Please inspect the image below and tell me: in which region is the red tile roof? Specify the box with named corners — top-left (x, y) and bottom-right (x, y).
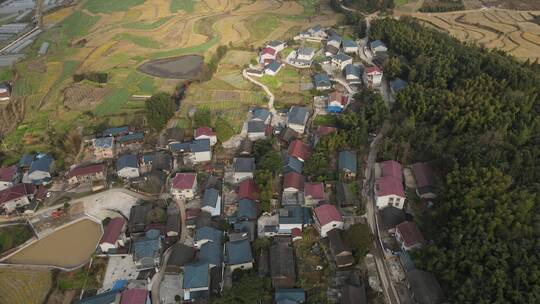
top-left (0, 166), bottom-right (17, 182)
top-left (314, 204), bottom-right (342, 226)
top-left (288, 140), bottom-right (311, 161)
top-left (121, 288), bottom-right (148, 304)
top-left (238, 178), bottom-right (259, 201)
top-left (396, 221), bottom-right (425, 248)
top-left (261, 47), bottom-right (277, 56)
top-left (411, 162), bottom-right (435, 189)
top-left (283, 172), bottom-right (304, 191)
top-left (186, 208), bottom-right (201, 219)
top-left (100, 217), bottom-right (125, 245)
top-left (172, 173), bottom-right (197, 190)
top-left (304, 182), bottom-right (324, 200)
top-left (381, 160), bottom-right (402, 181)
top-left (291, 228), bottom-right (302, 240)
top-left (365, 66), bottom-right (382, 74)
top-left (35, 186), bottom-right (47, 201)
top-left (195, 127), bottom-right (216, 138)
top-left (376, 176), bottom-right (404, 197)
top-left (315, 126), bottom-right (337, 138)
top-left (67, 164), bottom-right (106, 178)
top-left (0, 183), bottom-right (36, 206)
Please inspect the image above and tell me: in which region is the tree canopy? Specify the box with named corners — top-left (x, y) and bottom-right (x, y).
top-left (145, 92), bottom-right (175, 131)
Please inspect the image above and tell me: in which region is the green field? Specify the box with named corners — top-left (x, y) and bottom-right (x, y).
top-left (247, 15), bottom-right (280, 42)
top-left (123, 16), bottom-right (173, 30)
top-left (170, 0), bottom-right (195, 13)
top-left (84, 0), bottom-right (145, 14)
top-left (93, 88), bottom-right (131, 116)
top-left (114, 33), bottom-right (162, 49)
top-left (0, 225), bottom-right (33, 254)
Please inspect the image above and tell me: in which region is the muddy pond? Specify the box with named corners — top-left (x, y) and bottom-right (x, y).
top-left (6, 218), bottom-right (102, 269)
top-left (138, 54), bottom-right (204, 79)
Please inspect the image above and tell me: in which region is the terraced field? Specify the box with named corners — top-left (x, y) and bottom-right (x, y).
top-left (1, 0), bottom-right (340, 157)
top-left (410, 9), bottom-right (540, 61)
top-left (0, 267), bottom-right (52, 304)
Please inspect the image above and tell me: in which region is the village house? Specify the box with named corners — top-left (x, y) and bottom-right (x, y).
top-left (390, 78), bottom-right (408, 95)
top-left (19, 154), bottom-right (34, 171)
top-left (165, 243), bottom-right (196, 274)
top-left (246, 68), bottom-right (264, 78)
top-left (288, 139), bottom-right (311, 162)
top-left (283, 156), bottom-right (303, 175)
top-left (79, 290), bottom-right (121, 303)
top-left (171, 172), bottom-right (197, 200)
top-left (342, 39), bottom-right (358, 54)
top-left (247, 120), bottom-right (267, 141)
top-left (0, 166), bottom-right (19, 190)
top-left (338, 150), bottom-right (357, 178)
top-left (313, 73), bottom-right (332, 91)
top-left (120, 288), bottom-right (149, 304)
top-left (270, 237), bottom-right (296, 288)
top-left (233, 157), bottom-right (255, 183)
top-left (27, 154), bottom-right (54, 185)
top-left (283, 172), bottom-right (304, 193)
top-left (328, 91), bottom-right (348, 113)
top-left (313, 204), bottom-right (344, 237)
top-left (0, 183), bottom-right (36, 214)
top-left (295, 47), bottom-right (316, 62)
top-left (166, 213), bottom-right (180, 238)
top-left (278, 206), bottom-right (310, 233)
top-left (116, 154), bottom-right (139, 179)
top-left (332, 53), bottom-right (353, 70)
top-left (194, 127), bottom-right (218, 146)
top-left (152, 151), bottom-right (173, 173)
top-left (260, 47), bottom-right (278, 64)
top-left (345, 64), bottom-right (362, 85)
top-left (202, 188), bottom-right (221, 217)
top-left (280, 127), bottom-right (298, 144)
top-left (183, 261), bottom-right (211, 301)
top-left (266, 40), bottom-right (287, 52)
top-left (380, 205), bottom-right (406, 233)
top-left (128, 204), bottom-right (152, 233)
top-left (327, 35), bottom-right (342, 49)
top-left (327, 228), bottom-right (354, 268)
top-left (252, 107), bottom-right (272, 124)
top-left (275, 289), bottom-right (306, 303)
top-left (66, 163), bottom-right (106, 185)
top-left (370, 40), bottom-right (388, 53)
top-left (304, 182), bottom-right (325, 206)
top-left (93, 136), bottom-right (115, 159)
top-left (287, 106), bottom-right (309, 134)
top-left (116, 132), bottom-right (144, 153)
top-left (99, 217), bottom-right (126, 253)
top-left (195, 226), bottom-right (223, 248)
top-left (411, 162), bottom-right (437, 199)
top-left (161, 127), bottom-right (184, 147)
top-left (237, 178), bottom-right (259, 201)
top-left (186, 139), bottom-right (212, 163)
top-left (298, 24), bottom-right (327, 41)
top-left (395, 221), bottom-right (425, 251)
top-left (265, 60), bottom-right (283, 76)
top-left (376, 160), bottom-right (405, 209)
top-left (236, 198), bottom-right (257, 221)
top-left (238, 138), bottom-right (253, 157)
top-left (337, 182), bottom-right (358, 207)
top-left (103, 126), bottom-right (129, 137)
top-left (225, 238), bottom-right (253, 271)
top-left (132, 229), bottom-right (162, 269)
top-left (0, 82), bottom-right (11, 101)
top-left (363, 66), bottom-right (383, 87)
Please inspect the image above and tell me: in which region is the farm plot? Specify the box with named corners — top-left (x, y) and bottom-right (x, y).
top-left (0, 267), bottom-right (52, 304)
top-left (412, 9), bottom-right (540, 61)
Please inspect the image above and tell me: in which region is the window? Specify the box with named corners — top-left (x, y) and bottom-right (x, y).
top-left (396, 198), bottom-right (401, 202)
top-left (389, 197), bottom-right (394, 203)
top-left (333, 224), bottom-right (337, 227)
top-left (388, 202), bottom-right (393, 206)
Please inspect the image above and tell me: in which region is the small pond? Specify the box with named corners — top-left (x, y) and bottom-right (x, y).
top-left (138, 54), bottom-right (204, 79)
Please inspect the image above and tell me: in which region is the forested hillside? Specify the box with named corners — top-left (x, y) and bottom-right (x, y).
top-left (371, 18), bottom-right (540, 303)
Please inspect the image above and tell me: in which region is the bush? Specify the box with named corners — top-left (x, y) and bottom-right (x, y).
top-left (145, 92), bottom-right (175, 131)
top-left (73, 72), bottom-right (108, 83)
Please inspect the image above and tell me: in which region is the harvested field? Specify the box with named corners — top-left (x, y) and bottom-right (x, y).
top-left (138, 54), bottom-right (204, 79)
top-left (0, 267), bottom-right (52, 304)
top-left (63, 84), bottom-right (110, 110)
top-left (410, 9), bottom-right (540, 61)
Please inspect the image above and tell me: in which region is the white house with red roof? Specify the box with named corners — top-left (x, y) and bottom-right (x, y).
top-left (287, 140), bottom-right (311, 162)
top-left (0, 183), bottom-right (36, 214)
top-left (100, 217), bottom-right (126, 253)
top-left (375, 160), bottom-right (405, 209)
top-left (238, 178), bottom-right (259, 201)
top-left (363, 66), bottom-right (383, 87)
top-left (259, 47), bottom-right (277, 64)
top-left (194, 127), bottom-right (217, 146)
top-left (327, 91), bottom-right (348, 113)
top-left (395, 221), bottom-right (425, 251)
top-left (66, 163), bottom-right (107, 185)
top-left (0, 166), bottom-right (19, 190)
top-left (304, 182), bottom-right (325, 206)
top-left (171, 173), bottom-right (198, 200)
top-left (313, 204), bottom-right (344, 237)
top-left (283, 172), bottom-right (304, 193)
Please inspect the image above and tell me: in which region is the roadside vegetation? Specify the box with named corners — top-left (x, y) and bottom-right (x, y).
top-left (371, 17), bottom-right (540, 303)
top-left (0, 225), bottom-right (33, 254)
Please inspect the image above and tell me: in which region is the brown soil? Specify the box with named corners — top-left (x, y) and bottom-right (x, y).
top-left (63, 84), bottom-right (110, 110)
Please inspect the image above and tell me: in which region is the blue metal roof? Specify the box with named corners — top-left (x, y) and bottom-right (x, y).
top-left (327, 105), bottom-right (344, 113)
top-left (287, 106), bottom-right (309, 125)
top-left (19, 154), bottom-right (34, 167)
top-left (279, 206), bottom-right (310, 225)
top-left (94, 137), bottom-right (114, 149)
top-left (79, 290), bottom-right (121, 304)
top-left (199, 241), bottom-right (222, 266)
top-left (133, 229), bottom-right (160, 261)
top-left (117, 132), bottom-right (144, 143)
top-left (390, 78), bottom-right (408, 93)
top-left (195, 226), bottom-right (222, 244)
top-left (234, 157), bottom-right (255, 172)
top-left (226, 238), bottom-right (252, 265)
top-left (283, 156), bottom-right (303, 174)
top-left (191, 139), bottom-right (211, 152)
top-left (338, 150), bottom-right (357, 174)
top-left (142, 154), bottom-right (154, 163)
top-left (103, 126), bottom-right (129, 137)
top-left (371, 40), bottom-right (385, 49)
top-left (313, 73), bottom-right (331, 88)
top-left (345, 64), bottom-right (362, 77)
top-left (335, 52), bottom-right (352, 62)
top-left (328, 35), bottom-right (342, 43)
top-left (237, 199), bottom-right (257, 219)
top-left (248, 120), bottom-right (266, 133)
top-left (266, 60), bottom-right (282, 73)
top-left (342, 39), bottom-right (357, 48)
top-left (111, 279), bottom-right (128, 291)
top-left (183, 262), bottom-right (210, 289)
top-left (252, 108), bottom-right (270, 121)
top-left (29, 154), bottom-right (53, 174)
top-left (203, 188), bottom-right (220, 208)
top-left (169, 142), bottom-right (191, 152)
top-left (117, 154), bottom-right (138, 171)
top-left (275, 289), bottom-right (306, 303)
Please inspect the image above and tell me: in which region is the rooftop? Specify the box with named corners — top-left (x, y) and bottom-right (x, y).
top-left (238, 178), bottom-right (259, 201)
top-left (314, 204), bottom-right (342, 226)
top-left (287, 106), bottom-right (309, 126)
top-left (183, 262), bottom-right (210, 289)
top-left (67, 164), bottom-right (106, 178)
top-left (234, 157), bottom-right (255, 173)
top-left (396, 221), bottom-right (425, 248)
top-left (288, 140), bottom-right (311, 161)
top-left (0, 183), bottom-right (35, 206)
top-left (202, 188), bottom-right (220, 208)
top-left (226, 238), bottom-right (253, 265)
top-left (339, 150), bottom-right (357, 174)
top-left (100, 217), bottom-right (125, 245)
top-left (0, 166), bottom-right (17, 182)
top-left (195, 126), bottom-right (216, 138)
top-left (171, 172), bottom-right (197, 190)
top-left (304, 182), bottom-right (324, 200)
top-left (411, 162), bottom-right (436, 189)
top-left (283, 172), bottom-right (304, 191)
top-left (116, 154), bottom-right (138, 171)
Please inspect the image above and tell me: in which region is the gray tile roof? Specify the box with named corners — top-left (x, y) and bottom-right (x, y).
top-left (237, 199), bottom-right (257, 219)
top-left (103, 126), bottom-right (129, 137)
top-left (248, 120), bottom-right (266, 133)
top-left (94, 137), bottom-right (114, 149)
top-left (287, 106), bottom-right (309, 126)
top-left (132, 229), bottom-right (161, 265)
top-left (226, 238), bottom-right (253, 265)
top-left (342, 39), bottom-right (357, 48)
top-left (370, 40), bottom-right (386, 49)
top-left (29, 154), bottom-right (53, 174)
top-left (278, 206), bottom-right (311, 225)
top-left (334, 52), bottom-right (352, 62)
top-left (252, 108), bottom-right (271, 121)
top-left (345, 64), bottom-right (362, 77)
top-left (313, 73), bottom-right (331, 88)
top-left (297, 47), bottom-right (315, 57)
top-left (234, 158), bottom-right (255, 173)
top-left (199, 241), bottom-right (222, 266)
top-left (390, 78), bottom-right (408, 93)
top-left (191, 139), bottom-right (211, 152)
top-left (202, 188), bottom-right (220, 208)
top-left (117, 154), bottom-right (138, 171)
top-left (117, 132), bottom-right (144, 143)
top-left (195, 226), bottom-right (222, 244)
top-left (266, 60), bottom-right (282, 72)
top-left (338, 150), bottom-right (357, 174)
top-left (283, 156), bottom-right (303, 174)
top-left (183, 262), bottom-right (210, 289)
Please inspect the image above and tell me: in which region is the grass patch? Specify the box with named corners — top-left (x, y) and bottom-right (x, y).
top-left (215, 116), bottom-right (238, 141)
top-left (313, 114), bottom-right (340, 127)
top-left (114, 33), bottom-right (161, 49)
top-left (84, 0), bottom-right (145, 14)
top-left (123, 16), bottom-right (173, 30)
top-left (259, 75), bottom-right (282, 90)
top-left (0, 68), bottom-right (13, 81)
top-left (62, 11), bottom-right (101, 42)
top-left (394, 0), bottom-right (412, 5)
top-left (94, 88), bottom-right (131, 116)
top-left (148, 35), bottom-right (220, 59)
top-left (0, 225), bottom-right (33, 254)
top-left (247, 15), bottom-right (280, 42)
top-left (170, 0), bottom-right (195, 13)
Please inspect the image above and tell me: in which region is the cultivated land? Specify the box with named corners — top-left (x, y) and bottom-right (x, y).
top-left (0, 0), bottom-right (339, 160)
top-left (0, 267), bottom-right (52, 304)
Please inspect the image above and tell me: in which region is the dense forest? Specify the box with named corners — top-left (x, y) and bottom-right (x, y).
top-left (370, 18), bottom-right (540, 303)
top-left (342, 0), bottom-right (394, 13)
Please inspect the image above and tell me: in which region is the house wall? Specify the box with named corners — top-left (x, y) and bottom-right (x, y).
top-left (118, 167), bottom-right (140, 179)
top-left (363, 72), bottom-right (383, 87)
top-left (172, 188), bottom-right (195, 200)
top-left (319, 221), bottom-right (344, 237)
top-left (99, 241), bottom-right (118, 253)
top-left (196, 135), bottom-right (217, 146)
top-left (193, 151), bottom-right (212, 163)
top-left (234, 172), bottom-right (253, 183)
top-left (283, 187), bottom-right (300, 193)
top-left (28, 170), bottom-right (51, 182)
top-left (2, 196), bottom-right (31, 213)
top-left (344, 46), bottom-right (358, 53)
top-left (278, 223), bottom-right (303, 234)
top-left (69, 171), bottom-right (106, 185)
top-left (396, 230), bottom-right (422, 251)
top-left (288, 123), bottom-right (306, 134)
top-left (229, 261), bottom-right (253, 272)
top-left (376, 194), bottom-right (405, 209)
top-left (0, 181), bottom-right (14, 190)
top-left (248, 132), bottom-right (266, 141)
